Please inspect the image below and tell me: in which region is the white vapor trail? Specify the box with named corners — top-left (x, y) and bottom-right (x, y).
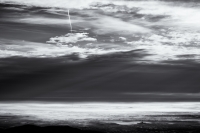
top-left (68, 9), bottom-right (73, 32)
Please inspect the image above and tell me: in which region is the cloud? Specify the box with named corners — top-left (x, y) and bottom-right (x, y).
top-left (119, 37), bottom-right (127, 41)
top-left (0, 39), bottom-right (124, 58)
top-left (123, 93), bottom-right (200, 99)
top-left (91, 16), bottom-right (150, 35)
top-left (0, 0), bottom-right (109, 9)
top-left (126, 31), bottom-right (200, 62)
top-left (1, 0), bottom-right (200, 63)
top-left (17, 17), bottom-right (83, 25)
top-left (47, 33), bottom-right (97, 44)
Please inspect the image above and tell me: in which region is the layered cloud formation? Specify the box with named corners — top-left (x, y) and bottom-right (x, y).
top-left (0, 0), bottom-right (200, 63)
top-left (0, 39), bottom-right (123, 58)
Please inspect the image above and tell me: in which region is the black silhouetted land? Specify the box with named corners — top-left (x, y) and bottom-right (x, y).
top-left (0, 125), bottom-right (103, 133)
top-left (1, 123), bottom-right (200, 133)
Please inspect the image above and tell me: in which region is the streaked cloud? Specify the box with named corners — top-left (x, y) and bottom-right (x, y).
top-left (124, 93), bottom-right (200, 98)
top-left (0, 39), bottom-right (125, 58)
top-left (91, 16), bottom-right (150, 34)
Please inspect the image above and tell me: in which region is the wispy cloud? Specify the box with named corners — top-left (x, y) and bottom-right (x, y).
top-left (15, 17), bottom-right (83, 25)
top-left (123, 93), bottom-right (200, 98)
top-left (47, 33), bottom-right (97, 44)
top-left (91, 16), bottom-right (151, 35)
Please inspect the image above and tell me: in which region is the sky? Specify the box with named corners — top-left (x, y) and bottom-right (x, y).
top-left (0, 0), bottom-right (200, 102)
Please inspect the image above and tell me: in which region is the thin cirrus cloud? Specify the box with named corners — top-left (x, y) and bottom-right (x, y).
top-left (16, 17), bottom-right (84, 25)
top-left (122, 93), bottom-right (200, 101)
top-left (19, 16), bottom-right (151, 35)
top-left (124, 92), bottom-right (200, 97)
top-left (90, 16), bottom-right (151, 35)
top-left (0, 0), bottom-right (112, 9)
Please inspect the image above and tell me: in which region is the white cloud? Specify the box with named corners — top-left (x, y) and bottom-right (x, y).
top-left (4, 7), bottom-right (24, 11)
top-left (17, 17), bottom-right (83, 25)
top-left (0, 39), bottom-right (125, 59)
top-left (47, 33), bottom-right (97, 44)
top-left (119, 37), bottom-right (127, 41)
top-left (0, 0), bottom-right (110, 9)
top-left (126, 31), bottom-right (200, 62)
top-left (91, 16), bottom-right (150, 35)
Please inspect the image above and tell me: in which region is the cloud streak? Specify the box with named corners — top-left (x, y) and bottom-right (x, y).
top-left (0, 39), bottom-right (125, 58)
top-left (91, 16), bottom-right (150, 34)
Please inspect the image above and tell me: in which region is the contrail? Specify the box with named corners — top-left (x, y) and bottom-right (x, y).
top-left (68, 9), bottom-right (73, 33)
